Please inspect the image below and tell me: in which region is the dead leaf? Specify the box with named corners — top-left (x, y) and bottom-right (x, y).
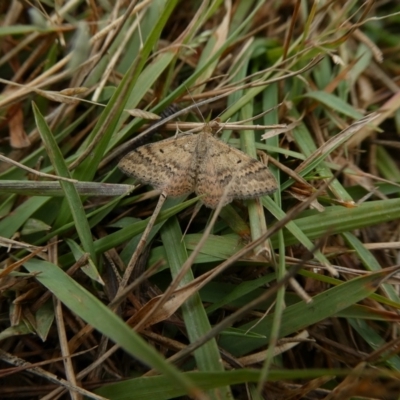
top-left (8, 106), bottom-right (30, 148)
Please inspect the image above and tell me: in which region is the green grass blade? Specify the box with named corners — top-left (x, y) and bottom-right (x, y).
top-left (32, 103), bottom-right (96, 262)
top-left (219, 268), bottom-right (396, 356)
top-left (161, 217), bottom-right (232, 399)
top-left (23, 258), bottom-right (202, 398)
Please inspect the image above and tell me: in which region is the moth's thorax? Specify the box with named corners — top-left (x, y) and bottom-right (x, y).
top-left (195, 130), bottom-right (210, 160)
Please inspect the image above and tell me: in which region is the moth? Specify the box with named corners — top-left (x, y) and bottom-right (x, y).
top-left (118, 124), bottom-right (277, 208)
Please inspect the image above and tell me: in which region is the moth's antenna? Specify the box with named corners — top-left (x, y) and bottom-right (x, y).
top-left (184, 86), bottom-right (231, 139)
top-left (185, 85), bottom-right (207, 124)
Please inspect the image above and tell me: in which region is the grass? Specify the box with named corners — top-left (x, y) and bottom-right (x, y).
top-left (1, 1), bottom-right (400, 399)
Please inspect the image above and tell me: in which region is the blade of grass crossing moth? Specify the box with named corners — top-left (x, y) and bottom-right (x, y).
top-left (160, 216), bottom-right (233, 400)
top-left (32, 103), bottom-right (96, 262)
top-left (22, 258), bottom-right (204, 399)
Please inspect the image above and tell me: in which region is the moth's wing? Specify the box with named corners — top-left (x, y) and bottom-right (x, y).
top-left (196, 136), bottom-right (277, 208)
top-left (118, 135), bottom-right (198, 197)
